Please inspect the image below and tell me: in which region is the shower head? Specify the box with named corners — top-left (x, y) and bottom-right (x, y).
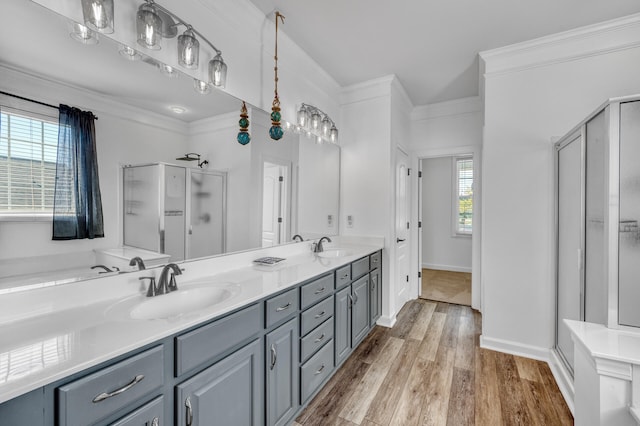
top-left (176, 153), bottom-right (208, 168)
top-left (176, 153), bottom-right (201, 161)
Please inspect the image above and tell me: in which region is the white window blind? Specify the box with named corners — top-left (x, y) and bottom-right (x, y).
top-left (456, 157), bottom-right (473, 234)
top-left (0, 107), bottom-right (59, 214)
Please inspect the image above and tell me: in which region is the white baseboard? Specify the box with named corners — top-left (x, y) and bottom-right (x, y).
top-left (377, 314), bottom-right (396, 328)
top-left (549, 349), bottom-right (575, 415)
top-left (479, 335), bottom-right (550, 361)
top-left (422, 263), bottom-right (472, 273)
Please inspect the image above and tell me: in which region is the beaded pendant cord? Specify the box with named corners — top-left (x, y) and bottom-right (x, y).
top-left (237, 101), bottom-right (250, 145)
top-left (269, 11), bottom-right (285, 141)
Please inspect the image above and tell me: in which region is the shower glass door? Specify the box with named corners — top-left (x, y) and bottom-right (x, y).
top-left (186, 170), bottom-right (226, 259)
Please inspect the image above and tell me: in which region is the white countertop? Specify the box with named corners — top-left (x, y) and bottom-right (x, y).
top-left (565, 319), bottom-right (640, 365)
top-left (0, 237), bottom-right (383, 404)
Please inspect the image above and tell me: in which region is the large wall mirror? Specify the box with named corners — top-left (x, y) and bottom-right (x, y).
top-left (0, 0), bottom-right (340, 290)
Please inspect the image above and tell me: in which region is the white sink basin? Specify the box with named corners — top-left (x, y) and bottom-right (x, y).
top-left (107, 283), bottom-right (238, 320)
top-left (317, 249), bottom-right (352, 258)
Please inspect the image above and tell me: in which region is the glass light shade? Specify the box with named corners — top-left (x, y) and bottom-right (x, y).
top-left (330, 125), bottom-right (338, 143)
top-left (297, 107), bottom-right (309, 128)
top-left (69, 22), bottom-right (99, 45)
top-left (119, 45), bottom-right (140, 61)
top-left (321, 116), bottom-right (331, 136)
top-left (178, 28), bottom-right (199, 69)
top-left (310, 111), bottom-right (321, 130)
top-left (81, 0), bottom-right (114, 34)
top-left (158, 63), bottom-right (178, 78)
top-left (209, 54), bottom-right (227, 88)
top-left (316, 135), bottom-right (323, 144)
top-left (193, 79), bottom-right (211, 95)
top-left (137, 3), bottom-right (162, 50)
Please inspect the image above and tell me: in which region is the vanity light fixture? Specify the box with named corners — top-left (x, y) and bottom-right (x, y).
top-left (296, 103), bottom-right (339, 144)
top-left (69, 22), bottom-right (99, 45)
top-left (81, 0), bottom-right (114, 34)
top-left (118, 45), bottom-right (141, 61)
top-left (158, 63), bottom-right (179, 78)
top-left (193, 79), bottom-right (211, 95)
top-left (134, 0), bottom-right (227, 88)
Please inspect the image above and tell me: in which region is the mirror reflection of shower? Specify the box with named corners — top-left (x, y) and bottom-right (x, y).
top-left (176, 152), bottom-right (209, 168)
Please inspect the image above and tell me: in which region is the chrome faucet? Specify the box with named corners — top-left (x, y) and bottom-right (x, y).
top-left (313, 236), bottom-right (332, 253)
top-left (157, 263), bottom-right (182, 295)
top-left (91, 265), bottom-right (119, 273)
top-left (292, 234), bottom-right (304, 242)
top-left (129, 256), bottom-right (146, 270)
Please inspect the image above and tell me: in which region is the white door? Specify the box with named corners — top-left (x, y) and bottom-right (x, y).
top-left (395, 148), bottom-right (411, 309)
top-left (262, 162), bottom-right (281, 247)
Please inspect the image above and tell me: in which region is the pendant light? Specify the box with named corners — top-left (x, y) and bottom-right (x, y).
top-left (178, 26), bottom-right (199, 69)
top-left (296, 103), bottom-right (339, 144)
top-left (209, 53), bottom-right (227, 88)
top-left (69, 22), bottom-right (99, 45)
top-left (81, 0), bottom-right (114, 34)
top-left (269, 12), bottom-right (286, 141)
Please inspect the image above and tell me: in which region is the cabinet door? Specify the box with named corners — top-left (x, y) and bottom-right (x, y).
top-left (369, 271), bottom-right (379, 326)
top-left (175, 339), bottom-right (263, 426)
top-left (334, 286), bottom-right (352, 366)
top-left (110, 395), bottom-right (163, 426)
top-left (351, 276), bottom-right (370, 347)
top-left (266, 318), bottom-right (299, 426)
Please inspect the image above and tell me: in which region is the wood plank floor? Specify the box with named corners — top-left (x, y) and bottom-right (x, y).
top-left (295, 299), bottom-right (573, 426)
top-left (421, 269), bottom-right (472, 306)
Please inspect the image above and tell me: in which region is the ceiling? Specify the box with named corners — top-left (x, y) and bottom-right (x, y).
top-left (248, 0), bottom-right (640, 106)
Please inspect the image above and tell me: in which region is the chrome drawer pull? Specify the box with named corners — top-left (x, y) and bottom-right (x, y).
top-left (314, 311), bottom-right (326, 319)
top-left (314, 333), bottom-right (326, 343)
top-left (276, 302), bottom-right (291, 312)
top-left (342, 274), bottom-right (349, 279)
top-left (314, 287), bottom-right (326, 294)
top-left (314, 364), bottom-right (325, 375)
top-left (348, 294), bottom-right (354, 308)
top-left (353, 293), bottom-right (358, 305)
top-left (92, 374), bottom-right (145, 403)
top-left (185, 397), bottom-right (193, 426)
top-left (270, 344), bottom-right (277, 370)
top-left (151, 417), bottom-right (159, 426)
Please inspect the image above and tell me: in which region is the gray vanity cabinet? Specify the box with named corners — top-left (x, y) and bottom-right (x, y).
top-left (351, 275), bottom-right (370, 346)
top-left (175, 339), bottom-right (263, 426)
top-left (266, 318), bottom-right (299, 426)
top-left (110, 395), bottom-right (163, 426)
top-left (334, 285), bottom-right (353, 366)
top-left (369, 269), bottom-right (381, 326)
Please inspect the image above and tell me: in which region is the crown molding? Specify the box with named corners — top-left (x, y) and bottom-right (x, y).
top-left (480, 13), bottom-right (640, 76)
top-left (0, 64), bottom-right (188, 135)
top-left (340, 75), bottom-right (396, 106)
top-left (390, 76), bottom-right (413, 112)
top-left (189, 110), bottom-right (238, 136)
top-left (411, 96), bottom-right (481, 121)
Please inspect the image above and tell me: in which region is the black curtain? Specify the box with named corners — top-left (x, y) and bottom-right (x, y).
top-left (52, 104), bottom-right (104, 240)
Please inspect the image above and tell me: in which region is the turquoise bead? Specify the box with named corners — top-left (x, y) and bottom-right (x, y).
top-left (269, 125), bottom-right (283, 140)
top-left (270, 111), bottom-right (281, 122)
top-left (239, 117), bottom-right (249, 128)
top-left (237, 131), bottom-right (250, 145)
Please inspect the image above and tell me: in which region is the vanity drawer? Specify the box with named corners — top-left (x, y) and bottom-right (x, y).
top-left (301, 296), bottom-right (334, 336)
top-left (176, 303), bottom-right (262, 376)
top-left (110, 395), bottom-right (164, 426)
top-left (266, 287), bottom-right (299, 328)
top-left (300, 339), bottom-right (334, 403)
top-left (300, 317), bottom-right (334, 363)
top-left (352, 257), bottom-right (370, 279)
top-left (57, 346), bottom-right (164, 426)
top-left (335, 265), bottom-right (351, 289)
top-left (370, 251), bottom-right (381, 270)
top-left (301, 274), bottom-right (333, 309)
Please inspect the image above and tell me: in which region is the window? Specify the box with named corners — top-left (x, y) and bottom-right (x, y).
top-left (0, 107), bottom-right (59, 216)
top-left (454, 157), bottom-right (473, 235)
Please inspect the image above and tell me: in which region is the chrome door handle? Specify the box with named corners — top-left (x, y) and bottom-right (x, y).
top-left (348, 294), bottom-right (354, 308)
top-left (92, 375), bottom-right (144, 403)
top-left (353, 293), bottom-right (358, 305)
top-left (151, 417), bottom-right (159, 426)
top-left (276, 302), bottom-right (291, 312)
top-left (314, 287), bottom-right (326, 294)
top-left (270, 343), bottom-right (277, 370)
top-left (185, 397), bottom-right (193, 426)
top-left (314, 311), bottom-right (326, 319)
top-left (314, 364), bottom-right (325, 375)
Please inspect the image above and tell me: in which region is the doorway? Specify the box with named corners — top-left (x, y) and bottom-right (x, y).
top-left (419, 155), bottom-right (473, 306)
top-left (262, 161), bottom-right (289, 247)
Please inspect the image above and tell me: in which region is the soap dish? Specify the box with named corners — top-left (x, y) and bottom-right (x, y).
top-left (253, 257), bottom-right (286, 266)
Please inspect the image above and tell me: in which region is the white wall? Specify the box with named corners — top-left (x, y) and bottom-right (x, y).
top-left (0, 66), bottom-right (187, 272)
top-left (421, 157), bottom-right (472, 272)
top-left (479, 14), bottom-right (640, 358)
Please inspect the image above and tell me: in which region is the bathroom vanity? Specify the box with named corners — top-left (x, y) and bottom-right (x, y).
top-left (0, 239), bottom-right (383, 426)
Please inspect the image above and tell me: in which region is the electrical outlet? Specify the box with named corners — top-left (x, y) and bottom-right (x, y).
top-left (328, 214), bottom-right (333, 227)
top-left (347, 215), bottom-right (353, 228)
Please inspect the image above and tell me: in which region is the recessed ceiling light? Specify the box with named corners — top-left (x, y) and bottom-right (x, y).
top-left (170, 106), bottom-right (186, 114)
